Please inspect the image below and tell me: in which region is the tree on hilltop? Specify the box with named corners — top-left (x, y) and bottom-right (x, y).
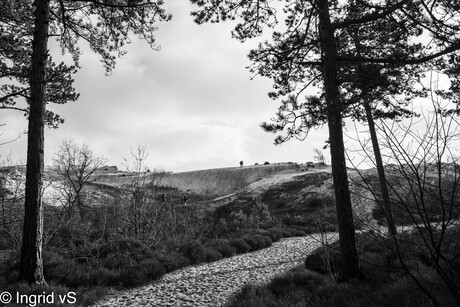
top-left (191, 0), bottom-right (460, 281)
top-left (17, 0), bottom-right (171, 284)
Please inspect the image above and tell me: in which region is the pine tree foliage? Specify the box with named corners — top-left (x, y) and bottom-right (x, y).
top-left (0, 0), bottom-right (78, 128)
top-left (50, 0), bottom-right (171, 73)
top-left (192, 0), bottom-right (460, 140)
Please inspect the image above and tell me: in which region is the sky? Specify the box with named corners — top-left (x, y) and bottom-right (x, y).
top-left (0, 2), bottom-right (332, 172)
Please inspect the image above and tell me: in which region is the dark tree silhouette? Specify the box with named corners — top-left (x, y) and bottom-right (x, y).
top-left (19, 0), bottom-right (171, 284)
top-left (191, 0), bottom-right (460, 281)
top-left (0, 0), bottom-right (78, 128)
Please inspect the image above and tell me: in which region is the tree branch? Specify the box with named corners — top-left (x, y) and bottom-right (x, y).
top-left (338, 43), bottom-right (460, 65)
top-left (333, 0), bottom-right (410, 29)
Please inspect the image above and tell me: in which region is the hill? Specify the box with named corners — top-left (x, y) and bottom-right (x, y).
top-left (91, 162), bottom-right (329, 198)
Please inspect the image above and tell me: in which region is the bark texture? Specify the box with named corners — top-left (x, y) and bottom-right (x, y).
top-left (363, 99), bottom-right (396, 236)
top-left (19, 0), bottom-right (50, 284)
top-left (318, 0), bottom-right (361, 281)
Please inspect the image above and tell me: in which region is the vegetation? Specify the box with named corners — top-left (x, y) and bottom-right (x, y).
top-left (1, 0), bottom-right (460, 305)
top-left (0, 144), bottom-right (318, 305)
top-left (1, 126), bottom-right (459, 306)
top-left (191, 0), bottom-right (460, 281)
top-left (224, 96), bottom-right (460, 307)
top-left (1, 0), bottom-right (171, 285)
top-left (225, 229), bottom-right (459, 307)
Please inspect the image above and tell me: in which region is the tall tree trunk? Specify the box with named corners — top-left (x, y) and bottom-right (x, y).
top-left (318, 0), bottom-right (361, 281)
top-left (363, 99), bottom-right (397, 236)
top-left (19, 0), bottom-right (50, 284)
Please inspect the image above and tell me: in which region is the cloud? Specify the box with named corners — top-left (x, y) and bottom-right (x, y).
top-left (0, 1), bottom-right (330, 172)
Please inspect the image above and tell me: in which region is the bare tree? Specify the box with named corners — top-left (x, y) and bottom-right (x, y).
top-left (52, 138), bottom-right (106, 220)
top-left (122, 145), bottom-right (167, 241)
top-left (313, 148), bottom-right (326, 164)
top-left (352, 87), bottom-right (460, 306)
top-left (0, 154), bottom-right (25, 250)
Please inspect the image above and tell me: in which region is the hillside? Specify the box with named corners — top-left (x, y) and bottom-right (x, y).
top-left (1, 162), bottom-right (330, 204)
top-left (91, 162), bottom-right (327, 198)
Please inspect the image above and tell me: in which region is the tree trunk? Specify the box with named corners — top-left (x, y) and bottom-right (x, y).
top-left (318, 0), bottom-right (361, 281)
top-left (363, 99), bottom-right (397, 236)
top-left (19, 0), bottom-right (50, 285)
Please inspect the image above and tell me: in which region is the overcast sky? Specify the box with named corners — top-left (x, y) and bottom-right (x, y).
top-left (0, 2), bottom-right (332, 172)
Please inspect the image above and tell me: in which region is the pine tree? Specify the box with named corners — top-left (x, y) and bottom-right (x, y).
top-left (18, 0), bottom-right (171, 284)
top-left (191, 0), bottom-right (460, 281)
top-left (0, 0), bottom-right (78, 128)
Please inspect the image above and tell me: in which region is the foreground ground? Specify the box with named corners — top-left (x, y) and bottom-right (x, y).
top-left (92, 234), bottom-right (336, 306)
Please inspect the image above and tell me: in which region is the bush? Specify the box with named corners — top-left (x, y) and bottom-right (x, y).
top-left (179, 240), bottom-right (222, 264)
top-left (53, 262), bottom-right (101, 287)
top-left (156, 251), bottom-right (191, 272)
top-left (228, 238), bottom-right (251, 254)
top-left (42, 240), bottom-right (165, 288)
top-left (117, 260), bottom-right (166, 287)
top-left (304, 246), bottom-right (341, 275)
top-left (250, 229), bottom-right (271, 237)
top-left (118, 265), bottom-right (146, 287)
top-left (140, 258), bottom-right (166, 280)
top-left (268, 228), bottom-right (284, 242)
top-left (243, 235), bottom-right (272, 251)
top-left (101, 238), bottom-right (155, 260)
top-left (307, 197), bottom-right (323, 208)
top-left (268, 269), bottom-right (324, 296)
top-left (0, 251), bottom-right (19, 286)
top-left (260, 235), bottom-right (273, 248)
top-left (282, 227), bottom-right (307, 238)
top-left (205, 239), bottom-right (236, 258)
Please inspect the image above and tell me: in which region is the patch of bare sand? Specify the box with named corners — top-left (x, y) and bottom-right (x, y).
top-left (247, 166), bottom-right (333, 194)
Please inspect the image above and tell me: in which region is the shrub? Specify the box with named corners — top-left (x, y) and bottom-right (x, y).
top-left (243, 235), bottom-right (272, 251)
top-left (307, 197), bottom-right (323, 208)
top-left (229, 198), bottom-right (276, 231)
top-left (107, 238), bottom-right (155, 260)
top-left (282, 227), bottom-right (307, 238)
top-left (92, 267), bottom-right (119, 286)
top-left (268, 269), bottom-right (324, 296)
top-left (291, 228), bottom-right (307, 237)
top-left (156, 251), bottom-right (191, 272)
top-left (205, 239), bottom-right (236, 258)
top-left (43, 248), bottom-right (65, 269)
top-left (101, 254), bottom-right (132, 270)
top-left (0, 250), bottom-right (19, 285)
top-left (179, 240), bottom-right (222, 264)
top-left (53, 262), bottom-right (97, 287)
top-left (260, 235), bottom-right (273, 248)
top-left (214, 218), bottom-right (229, 237)
top-left (140, 258), bottom-right (166, 280)
top-left (42, 241), bottom-right (165, 288)
top-left (228, 238), bottom-right (251, 254)
top-left (43, 249), bottom-right (82, 284)
top-left (304, 246), bottom-right (340, 275)
top-left (268, 228), bottom-right (283, 241)
top-left (118, 264), bottom-right (146, 287)
top-left (249, 229), bottom-right (271, 237)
